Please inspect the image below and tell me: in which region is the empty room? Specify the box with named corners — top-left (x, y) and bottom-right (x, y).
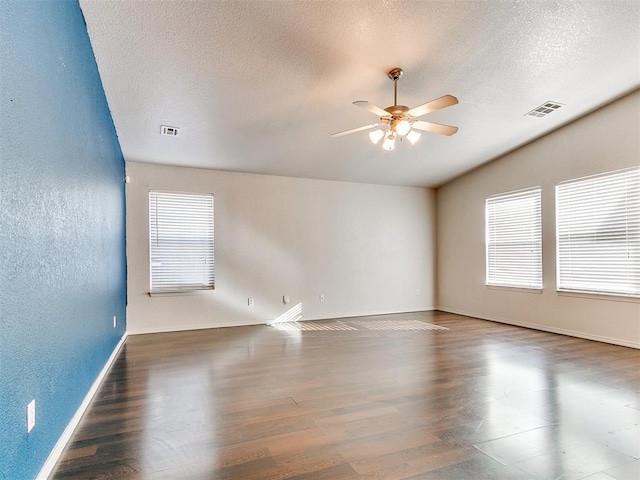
top-left (1, 1), bottom-right (639, 479)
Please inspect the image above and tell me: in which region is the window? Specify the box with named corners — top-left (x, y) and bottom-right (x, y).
top-left (486, 187), bottom-right (542, 289)
top-left (149, 191), bottom-right (214, 293)
top-left (556, 167), bottom-right (639, 297)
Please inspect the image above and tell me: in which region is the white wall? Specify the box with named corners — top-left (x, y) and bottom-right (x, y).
top-left (436, 90), bottom-right (640, 348)
top-left (126, 162), bottom-right (436, 333)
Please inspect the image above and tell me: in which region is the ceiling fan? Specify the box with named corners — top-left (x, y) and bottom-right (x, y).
top-left (332, 68), bottom-right (458, 151)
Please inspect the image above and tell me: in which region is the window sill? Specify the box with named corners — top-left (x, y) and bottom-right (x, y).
top-left (486, 284), bottom-right (543, 294)
top-left (149, 288), bottom-right (214, 297)
top-left (556, 289), bottom-right (639, 303)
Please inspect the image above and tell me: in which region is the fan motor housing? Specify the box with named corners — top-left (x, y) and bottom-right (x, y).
top-left (384, 105), bottom-right (410, 116)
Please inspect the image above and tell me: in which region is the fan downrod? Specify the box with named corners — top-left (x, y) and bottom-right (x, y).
top-left (387, 68), bottom-right (403, 106)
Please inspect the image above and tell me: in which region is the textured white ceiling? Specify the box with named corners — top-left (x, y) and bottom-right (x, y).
top-left (79, 0), bottom-right (639, 187)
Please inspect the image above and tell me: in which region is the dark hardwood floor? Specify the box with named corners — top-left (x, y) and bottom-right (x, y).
top-left (50, 311), bottom-right (640, 479)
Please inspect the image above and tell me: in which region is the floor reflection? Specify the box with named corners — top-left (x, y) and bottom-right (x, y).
top-left (473, 338), bottom-right (640, 479)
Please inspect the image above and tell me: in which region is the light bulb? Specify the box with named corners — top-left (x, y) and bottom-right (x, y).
top-left (396, 119), bottom-right (411, 136)
top-left (368, 129), bottom-right (384, 145)
top-left (382, 133), bottom-right (395, 151)
top-left (406, 130), bottom-right (421, 145)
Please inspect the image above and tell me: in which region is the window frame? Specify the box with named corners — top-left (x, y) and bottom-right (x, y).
top-left (148, 190), bottom-right (215, 295)
top-left (485, 186), bottom-right (543, 290)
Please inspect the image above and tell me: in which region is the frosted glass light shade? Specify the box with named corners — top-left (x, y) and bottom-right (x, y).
top-left (382, 134), bottom-right (395, 151)
top-left (368, 129), bottom-right (384, 144)
top-left (406, 130), bottom-right (421, 145)
top-left (396, 119), bottom-right (411, 136)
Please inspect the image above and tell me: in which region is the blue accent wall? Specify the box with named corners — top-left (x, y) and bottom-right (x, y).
top-left (0, 1), bottom-right (126, 479)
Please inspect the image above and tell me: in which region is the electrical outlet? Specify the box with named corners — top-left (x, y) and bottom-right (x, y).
top-left (319, 294), bottom-right (325, 302)
top-left (113, 315), bottom-right (117, 328)
top-left (415, 288), bottom-right (421, 296)
top-left (248, 297), bottom-right (254, 306)
top-left (26, 400), bottom-right (35, 433)
top-left (283, 295), bottom-right (290, 304)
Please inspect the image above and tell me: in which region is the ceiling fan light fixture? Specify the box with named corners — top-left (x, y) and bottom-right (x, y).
top-left (406, 130), bottom-right (422, 145)
top-left (331, 67), bottom-right (458, 149)
top-left (395, 119), bottom-right (411, 136)
top-left (369, 129), bottom-right (384, 144)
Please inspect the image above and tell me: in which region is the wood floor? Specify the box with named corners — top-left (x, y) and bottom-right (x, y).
top-left (50, 311), bottom-right (640, 479)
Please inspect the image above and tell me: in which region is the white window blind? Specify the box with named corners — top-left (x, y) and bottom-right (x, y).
top-left (149, 191), bottom-right (214, 292)
top-left (556, 167), bottom-right (639, 297)
top-left (486, 187), bottom-right (542, 289)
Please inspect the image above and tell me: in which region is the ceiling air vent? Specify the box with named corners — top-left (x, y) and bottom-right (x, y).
top-left (526, 101), bottom-right (563, 118)
top-left (160, 125), bottom-right (180, 136)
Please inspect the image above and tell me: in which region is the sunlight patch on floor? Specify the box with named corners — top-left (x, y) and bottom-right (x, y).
top-left (270, 320), bottom-right (357, 331)
top-left (352, 319), bottom-right (449, 331)
top-left (269, 318), bottom-right (449, 331)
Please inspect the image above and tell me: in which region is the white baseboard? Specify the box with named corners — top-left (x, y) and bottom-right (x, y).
top-left (36, 332), bottom-right (129, 480)
top-left (127, 307), bottom-right (437, 335)
top-left (437, 307), bottom-right (640, 349)
top-left (128, 323), bottom-right (256, 335)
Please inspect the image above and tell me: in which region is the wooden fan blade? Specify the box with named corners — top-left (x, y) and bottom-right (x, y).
top-left (412, 120), bottom-right (458, 136)
top-left (353, 101), bottom-right (389, 117)
top-left (331, 123), bottom-right (380, 137)
top-left (407, 95), bottom-right (458, 118)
